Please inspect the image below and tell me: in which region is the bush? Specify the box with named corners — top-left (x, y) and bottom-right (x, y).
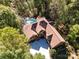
top-left (13, 0), bottom-right (36, 17)
top-left (0, 27), bottom-right (32, 59)
top-left (0, 27), bottom-right (45, 59)
top-left (50, 0), bottom-right (79, 37)
top-left (11, 0), bottom-right (52, 17)
top-left (0, 0), bottom-right (13, 6)
top-left (68, 24), bottom-right (79, 40)
top-left (67, 24), bottom-right (79, 49)
top-left (33, 53), bottom-right (45, 59)
top-left (0, 4), bottom-right (20, 28)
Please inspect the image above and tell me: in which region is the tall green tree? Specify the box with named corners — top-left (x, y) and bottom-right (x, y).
top-left (0, 27), bottom-right (45, 59)
top-left (0, 4), bottom-right (21, 28)
top-left (0, 27), bottom-right (32, 59)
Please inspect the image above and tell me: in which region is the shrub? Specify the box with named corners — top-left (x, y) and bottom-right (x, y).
top-left (0, 4), bottom-right (20, 28)
top-left (13, 0), bottom-right (37, 17)
top-left (12, 0), bottom-right (52, 17)
top-left (33, 53), bottom-right (45, 59)
top-left (0, 0), bottom-right (13, 6)
top-left (68, 24), bottom-right (79, 40)
top-left (0, 27), bottom-right (45, 59)
top-left (0, 27), bottom-right (32, 59)
top-left (67, 24), bottom-right (79, 49)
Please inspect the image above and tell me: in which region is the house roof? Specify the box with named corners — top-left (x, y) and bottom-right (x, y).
top-left (23, 17), bottom-right (65, 48)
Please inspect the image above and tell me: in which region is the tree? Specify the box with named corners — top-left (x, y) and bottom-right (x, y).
top-left (67, 24), bottom-right (79, 49)
top-left (0, 4), bottom-right (21, 28)
top-left (0, 27), bottom-right (45, 59)
top-left (33, 53), bottom-right (45, 59)
top-left (0, 0), bottom-right (13, 6)
top-left (0, 27), bottom-right (32, 59)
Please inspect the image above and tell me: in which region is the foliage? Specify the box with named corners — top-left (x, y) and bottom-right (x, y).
top-left (0, 27), bottom-right (45, 59)
top-left (13, 0), bottom-right (50, 17)
top-left (0, 4), bottom-right (21, 28)
top-left (67, 24), bottom-right (79, 49)
top-left (0, 0), bottom-right (13, 6)
top-left (1, 0), bottom-right (79, 58)
top-left (12, 0), bottom-right (36, 17)
top-left (59, 0), bottom-right (79, 24)
top-left (49, 0), bottom-right (79, 37)
top-left (68, 24), bottom-right (79, 40)
top-left (0, 0), bottom-right (51, 17)
top-left (0, 27), bottom-right (32, 59)
top-left (50, 49), bottom-right (57, 58)
top-left (50, 45), bottom-right (67, 59)
top-left (33, 53), bottom-right (45, 59)
top-left (0, 1), bottom-right (45, 59)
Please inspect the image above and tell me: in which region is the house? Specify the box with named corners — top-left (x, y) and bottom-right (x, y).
top-left (22, 17), bottom-right (65, 59)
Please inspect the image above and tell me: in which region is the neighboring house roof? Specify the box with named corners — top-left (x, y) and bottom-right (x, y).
top-left (23, 17), bottom-right (65, 48)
